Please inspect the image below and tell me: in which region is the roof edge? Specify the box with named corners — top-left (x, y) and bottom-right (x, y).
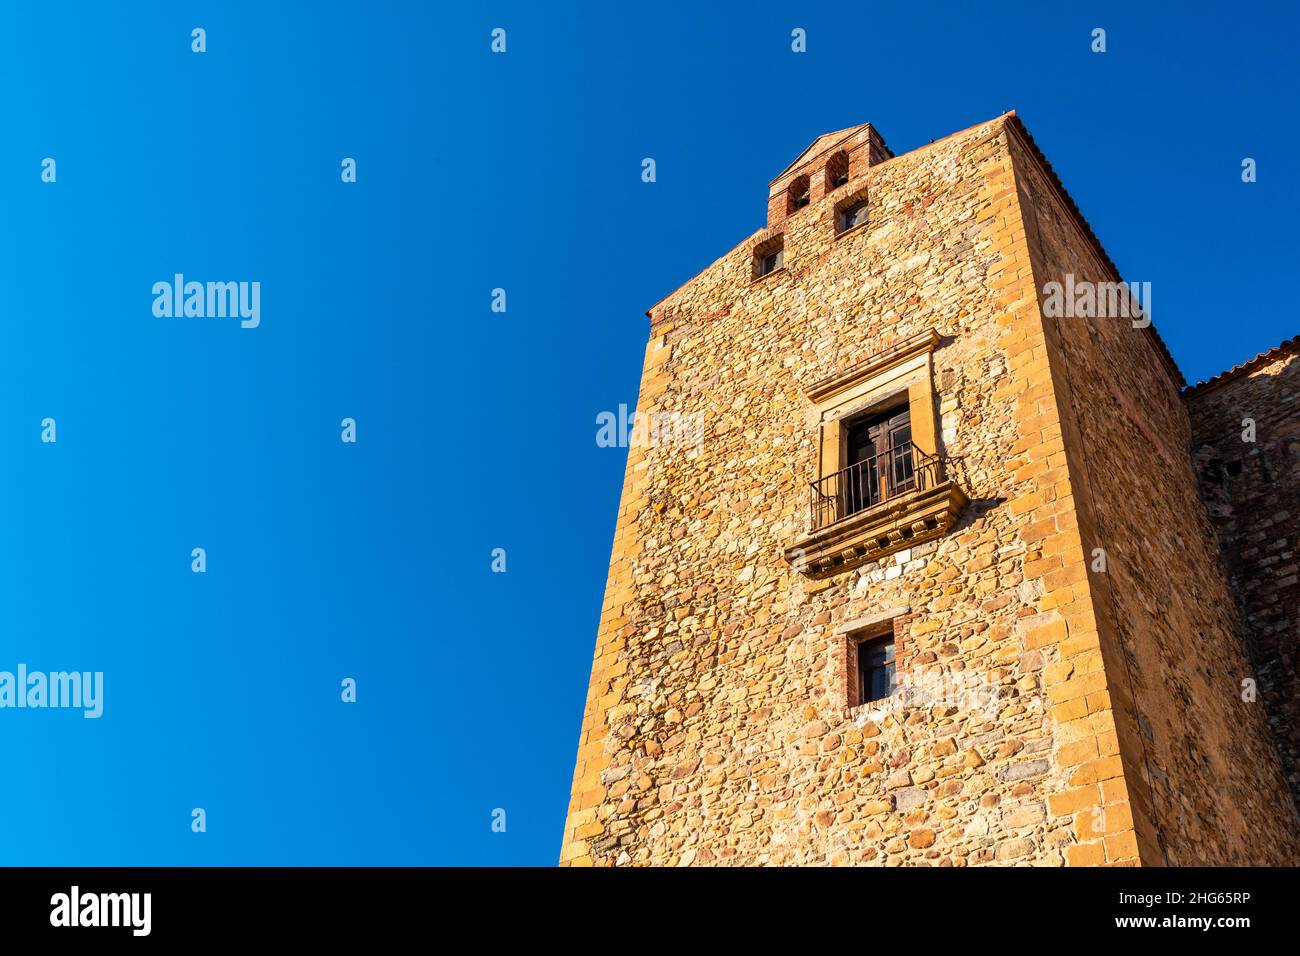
top-left (769, 124), bottom-right (874, 185)
top-left (1003, 114), bottom-right (1187, 389)
top-left (1182, 334), bottom-right (1300, 398)
top-left (645, 112), bottom-right (1012, 320)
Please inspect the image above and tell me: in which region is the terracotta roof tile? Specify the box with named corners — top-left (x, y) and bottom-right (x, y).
top-left (1182, 334), bottom-right (1300, 397)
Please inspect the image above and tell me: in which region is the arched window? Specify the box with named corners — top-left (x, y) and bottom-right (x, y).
top-left (825, 151), bottom-right (849, 191)
top-left (786, 174), bottom-right (811, 214)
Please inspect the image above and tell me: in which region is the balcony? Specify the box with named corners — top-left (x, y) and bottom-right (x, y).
top-left (785, 442), bottom-right (968, 578)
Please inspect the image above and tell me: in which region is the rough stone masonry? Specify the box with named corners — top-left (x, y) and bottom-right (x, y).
top-left (561, 112), bottom-right (1300, 866)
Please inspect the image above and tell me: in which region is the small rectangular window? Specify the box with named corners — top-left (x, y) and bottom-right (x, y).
top-left (838, 200), bottom-right (868, 233)
top-left (857, 635), bottom-right (896, 704)
top-left (755, 244), bottom-right (784, 278)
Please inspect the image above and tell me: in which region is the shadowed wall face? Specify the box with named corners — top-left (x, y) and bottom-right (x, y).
top-left (1188, 347), bottom-right (1300, 811)
top-left (1006, 129), bottom-right (1300, 865)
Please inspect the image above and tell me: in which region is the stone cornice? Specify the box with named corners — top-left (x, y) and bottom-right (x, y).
top-left (804, 329), bottom-right (941, 404)
top-left (785, 480), bottom-right (969, 578)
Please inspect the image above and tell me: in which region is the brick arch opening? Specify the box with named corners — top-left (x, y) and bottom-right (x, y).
top-left (786, 174), bottom-right (811, 214)
top-left (825, 150), bottom-right (850, 191)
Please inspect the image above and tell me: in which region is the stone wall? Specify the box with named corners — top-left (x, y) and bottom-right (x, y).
top-left (560, 113), bottom-right (1300, 866)
top-left (564, 115), bottom-right (1139, 866)
top-left (1186, 342), bottom-right (1300, 812)
top-left (1005, 125), bottom-right (1300, 865)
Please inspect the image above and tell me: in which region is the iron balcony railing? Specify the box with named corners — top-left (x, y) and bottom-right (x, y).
top-left (808, 441), bottom-right (945, 532)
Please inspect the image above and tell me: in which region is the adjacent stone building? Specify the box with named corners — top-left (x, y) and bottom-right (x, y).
top-left (1187, 337), bottom-right (1300, 810)
top-left (561, 112), bottom-right (1300, 866)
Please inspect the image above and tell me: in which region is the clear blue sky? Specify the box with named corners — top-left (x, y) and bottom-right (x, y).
top-left (1, 1), bottom-right (1294, 865)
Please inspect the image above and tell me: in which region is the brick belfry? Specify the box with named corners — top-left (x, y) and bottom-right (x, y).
top-left (561, 112), bottom-right (1300, 866)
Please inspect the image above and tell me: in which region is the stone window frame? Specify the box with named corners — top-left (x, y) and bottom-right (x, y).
top-left (807, 329), bottom-right (942, 483)
top-left (785, 329), bottom-right (967, 577)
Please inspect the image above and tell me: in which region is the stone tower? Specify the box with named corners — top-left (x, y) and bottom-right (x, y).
top-left (561, 113), bottom-right (1300, 866)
